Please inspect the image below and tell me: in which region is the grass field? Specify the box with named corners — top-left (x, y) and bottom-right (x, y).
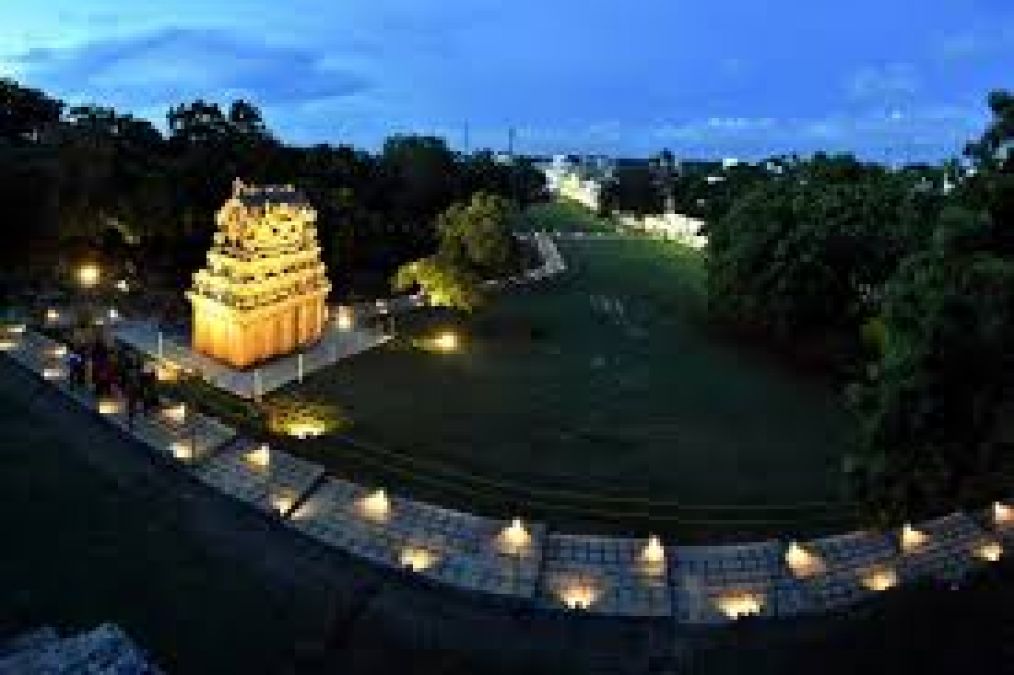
top-left (517, 199), bottom-right (617, 232)
top-left (281, 235), bottom-right (854, 537)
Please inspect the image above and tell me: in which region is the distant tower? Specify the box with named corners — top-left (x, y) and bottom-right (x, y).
top-left (187, 181), bottom-right (331, 369)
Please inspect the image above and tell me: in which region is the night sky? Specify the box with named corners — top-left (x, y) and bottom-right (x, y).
top-left (2, 0), bottom-right (1012, 159)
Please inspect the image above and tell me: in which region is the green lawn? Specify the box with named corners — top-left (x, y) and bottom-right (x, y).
top-left (517, 199), bottom-right (617, 232)
top-left (281, 237), bottom-right (855, 538)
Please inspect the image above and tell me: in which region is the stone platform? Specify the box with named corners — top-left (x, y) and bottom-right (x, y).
top-left (113, 318), bottom-right (388, 399)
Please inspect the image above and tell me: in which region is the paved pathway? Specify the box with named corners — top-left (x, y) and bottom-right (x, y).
top-left (2, 324), bottom-right (1011, 624)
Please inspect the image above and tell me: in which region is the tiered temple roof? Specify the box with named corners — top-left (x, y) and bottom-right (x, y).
top-left (187, 180), bottom-right (331, 368)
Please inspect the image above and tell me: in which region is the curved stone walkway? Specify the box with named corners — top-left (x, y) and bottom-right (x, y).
top-left (2, 324), bottom-right (1011, 624)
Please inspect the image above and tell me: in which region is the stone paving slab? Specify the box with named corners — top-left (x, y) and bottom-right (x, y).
top-left (290, 478), bottom-right (545, 599)
top-left (793, 530), bottom-right (900, 611)
top-left (194, 438), bottom-right (324, 516)
top-left (897, 512), bottom-right (995, 584)
top-left (669, 540), bottom-right (806, 623)
top-left (536, 534), bottom-right (671, 617)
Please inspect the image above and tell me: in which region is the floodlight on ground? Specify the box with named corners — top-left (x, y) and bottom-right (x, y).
top-left (500, 517), bottom-right (531, 552)
top-left (42, 367), bottom-right (64, 380)
top-left (246, 443), bottom-right (271, 469)
top-left (901, 523), bottom-right (928, 553)
top-left (994, 502), bottom-right (1013, 527)
top-left (336, 306), bottom-right (353, 331)
top-left (360, 488), bottom-right (390, 522)
top-left (642, 535), bottom-right (665, 566)
top-left (976, 541), bottom-right (1003, 563)
top-left (170, 440), bottom-right (194, 461)
top-left (286, 420), bottom-right (326, 439)
top-left (433, 331), bottom-right (458, 352)
top-left (400, 546), bottom-right (437, 572)
top-left (97, 399), bottom-right (121, 415)
top-left (108, 307), bottom-right (119, 321)
top-left (45, 308), bottom-right (60, 323)
top-left (51, 345), bottom-right (67, 358)
top-left (77, 263), bottom-right (101, 288)
top-left (163, 402), bottom-right (186, 424)
top-left (115, 279), bottom-right (130, 293)
top-left (785, 541), bottom-right (824, 578)
top-left (0, 338), bottom-right (17, 351)
top-left (560, 580), bottom-right (597, 610)
top-left (862, 567), bottom-right (898, 592)
top-left (272, 491), bottom-right (295, 515)
top-left (7, 324), bottom-right (25, 334)
top-left (715, 591), bottom-right (763, 619)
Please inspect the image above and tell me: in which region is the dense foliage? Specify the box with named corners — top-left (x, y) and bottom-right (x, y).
top-left (393, 192), bottom-right (517, 311)
top-left (702, 91), bottom-right (1014, 520)
top-left (0, 78), bottom-right (545, 301)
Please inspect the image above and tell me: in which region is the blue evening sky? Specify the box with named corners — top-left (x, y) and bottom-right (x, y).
top-left (1, 0), bottom-right (1011, 160)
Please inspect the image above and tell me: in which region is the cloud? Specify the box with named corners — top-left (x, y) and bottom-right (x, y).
top-left (10, 28), bottom-right (369, 110)
top-left (641, 106), bottom-right (986, 160)
top-left (847, 63), bottom-right (920, 102)
top-left (938, 21), bottom-right (1014, 60)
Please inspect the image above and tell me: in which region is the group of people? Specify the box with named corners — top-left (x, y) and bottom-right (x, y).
top-left (67, 337), bottom-right (161, 427)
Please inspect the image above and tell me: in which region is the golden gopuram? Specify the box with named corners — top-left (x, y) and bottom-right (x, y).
top-left (187, 180), bottom-right (331, 368)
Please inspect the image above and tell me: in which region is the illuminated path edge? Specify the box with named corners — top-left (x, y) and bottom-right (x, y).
top-left (3, 233), bottom-right (1012, 622)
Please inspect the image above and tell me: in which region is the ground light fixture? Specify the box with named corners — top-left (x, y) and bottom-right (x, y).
top-left (97, 398), bottom-right (121, 415)
top-left (433, 331), bottom-right (458, 352)
top-left (163, 402), bottom-right (186, 425)
top-left (715, 591), bottom-right (763, 619)
top-left (336, 306), bottom-right (353, 331)
top-left (901, 523), bottom-right (929, 553)
top-left (500, 517), bottom-right (531, 551)
top-left (994, 501), bottom-right (1013, 527)
top-left (400, 546), bottom-right (437, 572)
top-left (976, 541), bottom-right (1003, 563)
top-left (286, 420), bottom-right (327, 439)
top-left (641, 535), bottom-right (665, 565)
top-left (863, 567), bottom-right (898, 592)
top-left (785, 541), bottom-right (824, 578)
top-left (560, 579), bottom-right (597, 610)
top-left (170, 440), bottom-right (194, 461)
top-left (246, 443), bottom-right (271, 469)
top-left (45, 308), bottom-right (60, 323)
top-left (360, 488), bottom-right (390, 522)
top-left (272, 491), bottom-right (295, 515)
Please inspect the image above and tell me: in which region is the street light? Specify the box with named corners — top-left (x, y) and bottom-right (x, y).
top-left (77, 263), bottom-right (101, 289)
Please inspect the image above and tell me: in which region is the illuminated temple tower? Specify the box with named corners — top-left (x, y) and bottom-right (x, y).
top-left (187, 180), bottom-right (331, 368)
